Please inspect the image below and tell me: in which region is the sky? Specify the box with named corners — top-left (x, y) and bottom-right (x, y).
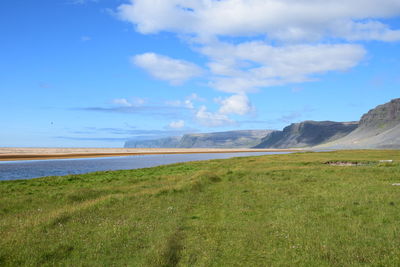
top-left (1, 0), bottom-right (400, 147)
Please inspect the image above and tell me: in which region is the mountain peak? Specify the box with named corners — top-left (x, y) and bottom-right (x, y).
top-left (358, 98), bottom-right (400, 131)
top-left (317, 98), bottom-right (400, 149)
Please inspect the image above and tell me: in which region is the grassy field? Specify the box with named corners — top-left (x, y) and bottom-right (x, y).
top-left (1, 150), bottom-right (400, 266)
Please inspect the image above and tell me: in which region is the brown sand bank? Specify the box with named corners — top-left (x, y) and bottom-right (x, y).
top-left (0, 148), bottom-right (301, 161)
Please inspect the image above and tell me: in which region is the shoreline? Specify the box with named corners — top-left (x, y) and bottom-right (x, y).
top-left (0, 148), bottom-right (302, 161)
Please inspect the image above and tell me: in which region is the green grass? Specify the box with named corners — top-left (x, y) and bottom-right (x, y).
top-left (1, 150), bottom-right (400, 266)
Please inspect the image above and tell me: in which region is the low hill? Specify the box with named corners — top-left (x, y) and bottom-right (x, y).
top-left (254, 121), bottom-right (358, 148)
top-left (124, 130), bottom-right (273, 148)
top-left (319, 98), bottom-right (400, 149)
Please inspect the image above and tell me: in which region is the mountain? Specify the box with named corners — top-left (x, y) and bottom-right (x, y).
top-left (178, 130), bottom-right (273, 148)
top-left (124, 130), bottom-right (273, 148)
top-left (124, 98), bottom-right (400, 150)
top-left (124, 136), bottom-right (181, 148)
top-left (254, 121), bottom-right (358, 149)
top-left (318, 98), bottom-right (400, 149)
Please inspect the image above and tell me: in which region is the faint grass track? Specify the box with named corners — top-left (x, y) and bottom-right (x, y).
top-left (159, 228), bottom-right (185, 267)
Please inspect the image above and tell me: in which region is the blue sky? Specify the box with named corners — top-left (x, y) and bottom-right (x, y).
top-left (1, 0), bottom-right (400, 147)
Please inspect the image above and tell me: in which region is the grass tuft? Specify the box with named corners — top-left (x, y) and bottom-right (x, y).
top-left (66, 188), bottom-right (106, 203)
top-left (39, 245), bottom-right (74, 264)
top-left (160, 230), bottom-right (184, 267)
top-left (49, 213), bottom-right (71, 228)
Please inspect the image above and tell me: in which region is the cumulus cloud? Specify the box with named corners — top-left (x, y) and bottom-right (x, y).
top-left (166, 93), bottom-right (252, 127)
top-left (203, 42), bottom-right (366, 93)
top-left (117, 0), bottom-right (400, 42)
top-left (118, 1), bottom-right (377, 93)
top-left (168, 120), bottom-right (185, 129)
top-left (133, 41), bottom-right (366, 94)
top-left (116, 0), bottom-right (400, 124)
top-left (217, 94), bottom-right (253, 115)
top-left (132, 53), bottom-right (202, 85)
top-left (195, 106), bottom-right (234, 127)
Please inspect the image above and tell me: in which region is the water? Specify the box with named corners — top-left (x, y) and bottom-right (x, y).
top-left (0, 152), bottom-right (290, 181)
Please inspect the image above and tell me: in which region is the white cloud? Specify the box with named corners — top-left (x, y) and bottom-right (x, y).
top-left (165, 93), bottom-right (206, 109)
top-left (132, 42), bottom-right (366, 95)
top-left (118, 1), bottom-right (392, 94)
top-left (217, 94), bottom-right (253, 115)
top-left (202, 41), bottom-right (366, 93)
top-left (166, 93), bottom-right (250, 127)
top-left (181, 99), bottom-right (194, 109)
top-left (117, 0), bottom-right (400, 42)
top-left (112, 97), bottom-right (145, 107)
top-left (332, 20), bottom-right (400, 42)
top-left (195, 106), bottom-right (234, 127)
top-left (112, 98), bottom-right (133, 107)
top-left (132, 53), bottom-right (202, 85)
top-left (116, 0), bottom-right (399, 123)
top-left (166, 99), bottom-right (194, 109)
top-left (187, 93), bottom-right (205, 102)
top-left (168, 120), bottom-right (185, 129)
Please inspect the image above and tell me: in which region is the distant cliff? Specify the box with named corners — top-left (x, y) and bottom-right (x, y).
top-left (124, 130), bottom-right (273, 148)
top-left (358, 98), bottom-right (400, 131)
top-left (178, 130), bottom-right (273, 148)
top-left (124, 137), bottom-right (181, 148)
top-left (124, 98), bottom-right (400, 150)
top-left (254, 121), bottom-right (358, 148)
top-left (319, 98), bottom-right (400, 149)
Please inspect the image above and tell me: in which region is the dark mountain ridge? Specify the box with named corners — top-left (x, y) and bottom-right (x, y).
top-left (318, 98), bottom-right (400, 149)
top-left (358, 98), bottom-right (400, 131)
top-left (254, 121), bottom-right (358, 148)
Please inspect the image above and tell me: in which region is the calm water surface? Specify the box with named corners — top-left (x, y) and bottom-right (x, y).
top-left (0, 152), bottom-right (290, 181)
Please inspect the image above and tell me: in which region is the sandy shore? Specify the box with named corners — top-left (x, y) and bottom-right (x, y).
top-left (0, 147), bottom-right (301, 161)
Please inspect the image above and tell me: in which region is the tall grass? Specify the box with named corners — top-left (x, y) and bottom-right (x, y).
top-left (0, 150), bottom-right (400, 266)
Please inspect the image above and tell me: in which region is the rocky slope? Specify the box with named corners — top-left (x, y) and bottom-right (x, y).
top-left (254, 121), bottom-right (358, 149)
top-left (319, 98), bottom-right (400, 149)
top-left (124, 130), bottom-right (273, 148)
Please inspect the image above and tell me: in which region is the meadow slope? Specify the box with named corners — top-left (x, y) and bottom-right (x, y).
top-left (1, 150), bottom-right (400, 266)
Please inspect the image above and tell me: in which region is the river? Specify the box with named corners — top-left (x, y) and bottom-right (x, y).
top-left (0, 151), bottom-right (291, 181)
